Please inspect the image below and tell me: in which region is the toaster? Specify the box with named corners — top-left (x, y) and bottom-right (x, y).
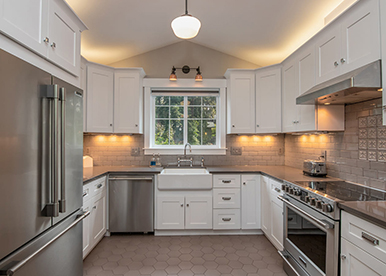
top-left (303, 160), bottom-right (327, 177)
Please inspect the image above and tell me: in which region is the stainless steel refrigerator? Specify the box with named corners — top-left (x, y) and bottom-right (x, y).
top-left (0, 49), bottom-right (87, 276)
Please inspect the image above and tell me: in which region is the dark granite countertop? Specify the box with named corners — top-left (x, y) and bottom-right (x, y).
top-left (339, 201), bottom-right (386, 229)
top-left (83, 165), bottom-right (337, 184)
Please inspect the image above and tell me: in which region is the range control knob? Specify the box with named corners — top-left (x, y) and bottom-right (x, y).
top-left (316, 200), bottom-right (323, 209)
top-left (310, 198), bottom-right (316, 206)
top-left (285, 186), bottom-right (290, 193)
top-left (322, 203), bottom-right (334, 213)
top-left (281, 184), bottom-right (286, 191)
top-left (305, 196), bottom-right (311, 203)
top-left (289, 188), bottom-right (294, 195)
top-left (293, 189), bottom-right (301, 196)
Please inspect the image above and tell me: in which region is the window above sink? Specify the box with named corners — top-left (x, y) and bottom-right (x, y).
top-left (143, 79), bottom-right (227, 155)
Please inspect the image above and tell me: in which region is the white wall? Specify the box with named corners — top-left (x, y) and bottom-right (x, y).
top-left (108, 41), bottom-right (260, 79)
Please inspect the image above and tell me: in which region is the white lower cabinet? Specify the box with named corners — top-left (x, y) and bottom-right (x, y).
top-left (340, 211), bottom-right (386, 275)
top-left (213, 209), bottom-right (240, 230)
top-left (156, 194), bottom-right (212, 230)
top-left (341, 238), bottom-right (386, 276)
top-left (241, 174), bottom-right (261, 229)
top-left (261, 176), bottom-right (284, 250)
top-left (82, 176), bottom-right (107, 259)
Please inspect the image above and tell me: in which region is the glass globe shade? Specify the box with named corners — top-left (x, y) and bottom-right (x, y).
top-left (171, 14), bottom-right (201, 39)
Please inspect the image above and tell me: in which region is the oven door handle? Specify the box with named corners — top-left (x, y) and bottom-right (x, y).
top-left (278, 195), bottom-right (334, 229)
top-left (278, 251), bottom-right (302, 276)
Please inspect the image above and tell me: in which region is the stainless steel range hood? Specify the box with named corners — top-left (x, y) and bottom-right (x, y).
top-left (296, 60), bottom-right (382, 105)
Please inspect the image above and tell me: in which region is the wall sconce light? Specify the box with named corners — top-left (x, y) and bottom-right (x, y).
top-left (169, 65), bottom-right (203, 81)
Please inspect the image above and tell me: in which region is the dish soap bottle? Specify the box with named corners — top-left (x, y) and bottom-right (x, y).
top-left (150, 154), bottom-right (156, 167)
top-left (156, 153), bottom-right (161, 167)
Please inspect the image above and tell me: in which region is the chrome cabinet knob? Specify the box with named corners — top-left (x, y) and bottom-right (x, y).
top-left (232, 124), bottom-right (235, 127)
top-left (135, 124), bottom-right (138, 127)
top-left (187, 204), bottom-right (189, 207)
top-left (340, 58), bottom-right (346, 64)
top-left (43, 37), bottom-right (49, 43)
top-left (256, 125), bottom-right (259, 127)
top-left (51, 42), bottom-right (56, 48)
top-left (180, 204), bottom-right (183, 207)
top-left (110, 123), bottom-right (113, 126)
top-left (341, 254), bottom-right (346, 260)
top-left (334, 61), bottom-right (339, 67)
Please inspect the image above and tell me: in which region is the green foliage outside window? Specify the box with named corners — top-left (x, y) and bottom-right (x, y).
top-left (154, 95), bottom-right (217, 146)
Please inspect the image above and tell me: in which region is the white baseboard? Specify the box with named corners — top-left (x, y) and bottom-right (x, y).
top-left (154, 229), bottom-right (263, 236)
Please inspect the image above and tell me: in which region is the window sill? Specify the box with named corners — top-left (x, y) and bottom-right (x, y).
top-left (144, 148), bottom-right (227, 155)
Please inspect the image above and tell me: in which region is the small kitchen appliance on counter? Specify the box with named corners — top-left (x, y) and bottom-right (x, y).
top-left (303, 159), bottom-right (327, 177)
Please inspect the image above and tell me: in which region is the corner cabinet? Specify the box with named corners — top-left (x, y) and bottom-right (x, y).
top-left (225, 70), bottom-right (256, 134)
top-left (255, 65), bottom-right (281, 133)
top-left (86, 63), bottom-right (114, 133)
top-left (282, 42), bottom-right (345, 133)
top-left (0, 0), bottom-right (86, 76)
top-left (114, 69), bottom-right (145, 134)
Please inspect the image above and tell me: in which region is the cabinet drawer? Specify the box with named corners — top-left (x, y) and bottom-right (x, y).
top-left (92, 176), bottom-right (107, 196)
top-left (213, 189), bottom-right (240, 209)
top-left (213, 174), bottom-right (240, 188)
top-left (213, 209), bottom-right (240, 230)
top-left (270, 178), bottom-right (283, 197)
top-left (341, 211), bottom-right (386, 261)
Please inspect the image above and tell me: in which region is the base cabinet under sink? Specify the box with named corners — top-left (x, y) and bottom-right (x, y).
top-left (156, 195), bottom-right (212, 230)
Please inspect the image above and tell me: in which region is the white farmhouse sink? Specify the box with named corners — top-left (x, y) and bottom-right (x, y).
top-left (158, 168), bottom-right (212, 190)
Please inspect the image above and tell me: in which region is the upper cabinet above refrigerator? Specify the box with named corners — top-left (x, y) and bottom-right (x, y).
top-left (0, 0), bottom-right (87, 76)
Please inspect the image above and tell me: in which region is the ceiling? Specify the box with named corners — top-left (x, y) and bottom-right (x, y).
top-left (66, 0), bottom-right (348, 67)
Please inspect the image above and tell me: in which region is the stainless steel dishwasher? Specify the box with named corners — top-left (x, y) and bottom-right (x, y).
top-left (108, 174), bottom-right (154, 233)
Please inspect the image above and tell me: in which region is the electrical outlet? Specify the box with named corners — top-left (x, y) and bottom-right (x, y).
top-left (131, 147), bottom-right (140, 156)
top-left (278, 148), bottom-right (284, 155)
top-left (231, 147), bottom-right (242, 155)
top-left (86, 147), bottom-right (90, 154)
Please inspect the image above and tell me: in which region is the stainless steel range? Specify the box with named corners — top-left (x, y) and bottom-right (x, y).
top-left (278, 180), bottom-right (386, 276)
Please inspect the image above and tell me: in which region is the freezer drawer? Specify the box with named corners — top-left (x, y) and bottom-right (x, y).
top-left (109, 175), bottom-right (154, 233)
top-left (0, 210), bottom-right (88, 276)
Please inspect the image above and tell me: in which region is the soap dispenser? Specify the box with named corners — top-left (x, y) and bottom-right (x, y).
top-left (150, 154), bottom-right (156, 167)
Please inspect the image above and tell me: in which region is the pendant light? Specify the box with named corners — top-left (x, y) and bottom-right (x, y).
top-left (171, 0), bottom-right (201, 39)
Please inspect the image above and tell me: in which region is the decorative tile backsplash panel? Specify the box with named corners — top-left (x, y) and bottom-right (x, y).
top-left (285, 98), bottom-right (386, 191)
top-left (358, 115), bottom-right (385, 162)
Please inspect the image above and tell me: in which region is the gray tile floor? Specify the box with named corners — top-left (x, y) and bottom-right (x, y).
top-left (83, 235), bottom-right (288, 276)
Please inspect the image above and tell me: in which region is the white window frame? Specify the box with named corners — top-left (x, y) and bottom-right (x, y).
top-left (144, 79), bottom-right (227, 155)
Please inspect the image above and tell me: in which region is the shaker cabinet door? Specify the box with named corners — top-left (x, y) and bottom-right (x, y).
top-left (0, 0), bottom-right (48, 56)
top-left (156, 196), bottom-right (185, 230)
top-left (241, 175), bottom-right (261, 229)
top-left (185, 196), bottom-right (213, 229)
top-left (47, 0), bottom-right (81, 76)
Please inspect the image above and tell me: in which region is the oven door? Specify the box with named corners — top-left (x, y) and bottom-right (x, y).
top-left (279, 195), bottom-right (339, 276)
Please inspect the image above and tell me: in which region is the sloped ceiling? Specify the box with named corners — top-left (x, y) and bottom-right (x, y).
top-left (66, 0), bottom-right (347, 67)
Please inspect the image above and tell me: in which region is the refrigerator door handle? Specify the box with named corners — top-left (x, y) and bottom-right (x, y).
top-left (0, 211), bottom-right (90, 276)
top-left (44, 85), bottom-right (59, 217)
top-left (58, 87), bottom-right (66, 213)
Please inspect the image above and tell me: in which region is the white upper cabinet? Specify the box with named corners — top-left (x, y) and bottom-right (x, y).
top-left (0, 0), bottom-right (48, 56)
top-left (0, 0), bottom-right (86, 76)
top-left (47, 0), bottom-right (81, 76)
top-left (282, 40), bottom-right (345, 133)
top-left (225, 70), bottom-right (255, 134)
top-left (114, 69), bottom-right (145, 134)
top-left (86, 63), bottom-right (114, 133)
top-left (255, 65), bottom-right (281, 133)
top-left (316, 0), bottom-right (380, 84)
top-left (282, 57), bottom-right (300, 132)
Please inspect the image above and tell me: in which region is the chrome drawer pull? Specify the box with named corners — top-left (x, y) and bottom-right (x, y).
top-left (82, 192), bottom-right (88, 197)
top-left (362, 232), bottom-right (379, 245)
top-left (222, 180), bottom-right (231, 183)
top-left (222, 197), bottom-right (232, 201)
top-left (274, 187), bottom-right (281, 193)
top-left (222, 218), bottom-right (231, 222)
top-left (97, 184), bottom-right (103, 189)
